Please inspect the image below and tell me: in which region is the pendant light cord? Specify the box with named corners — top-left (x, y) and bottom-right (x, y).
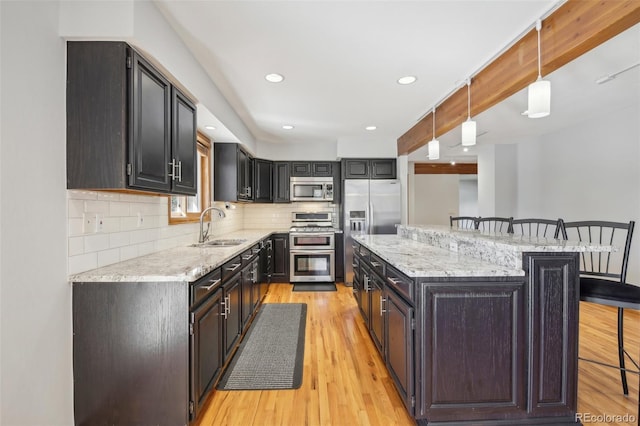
top-left (432, 107), bottom-right (436, 138)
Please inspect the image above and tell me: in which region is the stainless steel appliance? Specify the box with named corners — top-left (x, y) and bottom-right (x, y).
top-left (343, 179), bottom-right (401, 285)
top-left (289, 212), bottom-right (336, 282)
top-left (290, 177), bottom-right (334, 202)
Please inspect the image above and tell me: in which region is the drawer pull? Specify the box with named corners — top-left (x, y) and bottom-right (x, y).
top-left (370, 261), bottom-right (381, 267)
top-left (225, 263), bottom-right (241, 272)
top-left (241, 254), bottom-right (253, 260)
top-left (203, 279), bottom-right (221, 291)
top-left (351, 263), bottom-right (358, 268)
top-left (387, 277), bottom-right (401, 285)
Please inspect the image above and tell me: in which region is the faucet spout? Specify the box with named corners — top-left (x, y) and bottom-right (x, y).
top-left (199, 206), bottom-right (226, 243)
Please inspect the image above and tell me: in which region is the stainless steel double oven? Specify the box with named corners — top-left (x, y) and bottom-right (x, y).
top-left (289, 212), bottom-right (335, 283)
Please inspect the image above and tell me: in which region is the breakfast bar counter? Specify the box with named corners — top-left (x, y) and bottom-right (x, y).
top-left (349, 225), bottom-right (610, 426)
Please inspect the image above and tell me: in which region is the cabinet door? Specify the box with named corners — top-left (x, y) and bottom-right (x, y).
top-left (369, 272), bottom-right (385, 355)
top-left (334, 232), bottom-right (344, 282)
top-left (251, 260), bottom-right (261, 309)
top-left (370, 159), bottom-right (396, 179)
top-left (525, 253), bottom-right (579, 418)
top-left (241, 263), bottom-right (254, 331)
top-left (343, 159), bottom-right (369, 179)
top-left (237, 148), bottom-right (251, 201)
top-left (254, 159), bottom-right (273, 202)
top-left (130, 52), bottom-right (172, 192)
top-left (171, 87), bottom-right (197, 195)
top-left (190, 288), bottom-right (223, 421)
top-left (385, 288), bottom-right (414, 414)
top-left (272, 234), bottom-right (290, 282)
top-left (312, 162), bottom-right (332, 176)
top-left (273, 162), bottom-right (290, 203)
top-left (223, 274), bottom-right (242, 361)
top-left (290, 162), bottom-right (312, 177)
top-left (360, 264), bottom-right (372, 326)
top-left (419, 281), bottom-right (526, 422)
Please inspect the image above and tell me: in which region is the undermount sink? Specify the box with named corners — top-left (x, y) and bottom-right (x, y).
top-left (193, 238), bottom-right (247, 247)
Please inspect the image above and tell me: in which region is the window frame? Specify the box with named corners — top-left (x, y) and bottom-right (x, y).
top-left (168, 131), bottom-right (212, 224)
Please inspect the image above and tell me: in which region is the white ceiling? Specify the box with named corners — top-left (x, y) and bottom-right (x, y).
top-left (155, 1), bottom-right (639, 160)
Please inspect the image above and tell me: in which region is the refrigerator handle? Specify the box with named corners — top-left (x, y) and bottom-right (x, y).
top-left (368, 201), bottom-right (374, 234)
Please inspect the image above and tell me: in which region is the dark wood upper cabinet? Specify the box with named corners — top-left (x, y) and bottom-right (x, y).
top-left (214, 143), bottom-right (254, 202)
top-left (66, 41), bottom-right (197, 195)
top-left (273, 162), bottom-right (290, 203)
top-left (290, 161), bottom-right (333, 177)
top-left (342, 158), bottom-right (396, 179)
top-left (254, 159), bottom-right (273, 203)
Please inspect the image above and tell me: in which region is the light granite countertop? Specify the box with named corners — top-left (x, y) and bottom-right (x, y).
top-left (353, 234), bottom-right (525, 278)
top-left (355, 226), bottom-right (612, 278)
top-left (69, 229), bottom-right (289, 283)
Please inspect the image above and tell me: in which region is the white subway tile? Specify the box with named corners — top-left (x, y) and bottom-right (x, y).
top-left (97, 192), bottom-right (120, 201)
top-left (137, 242), bottom-right (156, 256)
top-left (102, 217), bottom-right (121, 233)
top-left (109, 201), bottom-right (130, 217)
top-left (68, 190), bottom-right (97, 201)
top-left (120, 217), bottom-right (138, 231)
top-left (68, 236), bottom-right (84, 256)
top-left (97, 248), bottom-right (120, 268)
top-left (68, 218), bottom-right (85, 237)
top-left (120, 245), bottom-right (139, 261)
top-left (68, 253), bottom-right (98, 275)
top-left (85, 200), bottom-right (110, 214)
top-left (84, 234), bottom-right (110, 253)
top-left (68, 199), bottom-right (85, 218)
top-left (109, 232), bottom-right (130, 248)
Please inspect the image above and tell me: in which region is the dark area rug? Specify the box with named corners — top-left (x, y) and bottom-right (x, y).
top-left (217, 303), bottom-right (307, 390)
top-left (292, 283), bottom-right (337, 292)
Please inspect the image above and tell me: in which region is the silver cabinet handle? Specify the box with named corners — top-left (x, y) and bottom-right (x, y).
top-left (168, 159), bottom-right (177, 180)
top-left (225, 263), bottom-right (241, 272)
top-left (363, 275), bottom-right (370, 292)
top-left (221, 297), bottom-right (228, 319)
top-left (371, 261), bottom-right (381, 268)
top-left (351, 263), bottom-right (358, 268)
top-left (387, 277), bottom-right (400, 285)
top-left (380, 297), bottom-right (386, 315)
top-left (203, 278), bottom-right (221, 291)
top-left (241, 254), bottom-right (253, 261)
top-left (177, 160), bottom-right (182, 182)
top-left (225, 296), bottom-right (231, 315)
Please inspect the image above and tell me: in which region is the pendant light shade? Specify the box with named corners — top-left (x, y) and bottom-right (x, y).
top-left (462, 78), bottom-right (476, 146)
top-left (461, 119), bottom-right (477, 146)
top-left (527, 19), bottom-right (550, 119)
top-left (527, 78), bottom-right (551, 118)
top-left (428, 139), bottom-right (440, 159)
top-left (429, 107), bottom-right (440, 160)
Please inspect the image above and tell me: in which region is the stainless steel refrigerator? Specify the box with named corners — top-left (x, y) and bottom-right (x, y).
top-left (343, 179), bottom-right (401, 286)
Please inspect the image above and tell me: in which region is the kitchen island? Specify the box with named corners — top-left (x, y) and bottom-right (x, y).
top-left (351, 225), bottom-right (610, 426)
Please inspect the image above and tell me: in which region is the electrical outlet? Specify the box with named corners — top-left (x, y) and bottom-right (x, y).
top-left (95, 214), bottom-right (104, 232)
top-left (137, 213), bottom-right (144, 228)
top-left (82, 212), bottom-right (103, 233)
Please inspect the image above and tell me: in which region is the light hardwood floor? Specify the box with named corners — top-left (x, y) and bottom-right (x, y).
top-left (198, 283), bottom-right (639, 426)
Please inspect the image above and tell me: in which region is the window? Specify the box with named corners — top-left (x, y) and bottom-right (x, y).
top-left (169, 132), bottom-right (211, 224)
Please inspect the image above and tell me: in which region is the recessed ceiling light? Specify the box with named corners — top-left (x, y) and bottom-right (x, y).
top-left (463, 147), bottom-right (469, 152)
top-left (265, 73), bottom-right (284, 83)
top-left (450, 161), bottom-right (456, 165)
top-left (282, 125), bottom-right (294, 130)
top-left (365, 126), bottom-right (377, 131)
top-left (204, 125), bottom-right (216, 130)
top-left (397, 76), bottom-right (417, 85)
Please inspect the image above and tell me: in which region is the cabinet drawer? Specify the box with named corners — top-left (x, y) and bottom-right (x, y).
top-left (191, 268), bottom-right (222, 307)
top-left (370, 253), bottom-right (385, 276)
top-left (359, 245), bottom-right (370, 261)
top-left (222, 256), bottom-right (242, 281)
top-left (352, 255), bottom-right (361, 279)
top-left (241, 245), bottom-right (260, 265)
top-left (386, 265), bottom-right (414, 304)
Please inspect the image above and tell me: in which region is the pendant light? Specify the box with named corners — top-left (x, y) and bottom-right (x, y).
top-left (527, 19), bottom-right (550, 118)
top-left (428, 108), bottom-right (440, 160)
top-left (461, 78), bottom-right (476, 146)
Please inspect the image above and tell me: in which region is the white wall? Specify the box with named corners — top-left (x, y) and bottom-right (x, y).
top-left (477, 144), bottom-right (496, 216)
top-left (1, 1), bottom-right (73, 423)
top-left (409, 174), bottom-right (460, 225)
top-left (459, 177), bottom-right (479, 217)
top-left (515, 102), bottom-right (640, 283)
top-left (494, 144), bottom-right (517, 217)
top-left (257, 140), bottom-right (338, 161)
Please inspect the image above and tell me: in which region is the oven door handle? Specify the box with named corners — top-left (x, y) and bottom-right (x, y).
top-left (289, 249), bottom-right (335, 255)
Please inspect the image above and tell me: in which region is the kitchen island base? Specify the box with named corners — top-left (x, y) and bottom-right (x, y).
top-left (352, 229), bottom-right (589, 425)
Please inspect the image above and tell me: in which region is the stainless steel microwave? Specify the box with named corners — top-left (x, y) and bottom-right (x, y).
top-left (290, 177), bottom-right (334, 202)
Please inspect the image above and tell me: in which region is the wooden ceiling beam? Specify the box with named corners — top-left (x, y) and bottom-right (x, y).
top-left (414, 163), bottom-right (477, 175)
top-left (397, 0), bottom-right (640, 155)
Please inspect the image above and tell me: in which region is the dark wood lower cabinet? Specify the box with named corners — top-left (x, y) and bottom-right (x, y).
top-left (223, 273), bottom-right (242, 361)
top-left (352, 244), bottom-right (582, 425)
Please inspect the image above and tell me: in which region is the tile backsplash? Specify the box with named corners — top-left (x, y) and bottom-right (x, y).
top-left (67, 190), bottom-right (339, 275)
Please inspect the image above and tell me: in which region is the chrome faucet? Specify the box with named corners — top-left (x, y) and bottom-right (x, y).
top-left (199, 206), bottom-right (226, 243)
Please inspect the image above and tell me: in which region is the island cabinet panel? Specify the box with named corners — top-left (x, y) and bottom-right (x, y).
top-left (524, 253), bottom-right (579, 418)
top-left (418, 280), bottom-right (527, 422)
top-left (73, 281), bottom-right (189, 426)
top-left (385, 288), bottom-right (414, 414)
